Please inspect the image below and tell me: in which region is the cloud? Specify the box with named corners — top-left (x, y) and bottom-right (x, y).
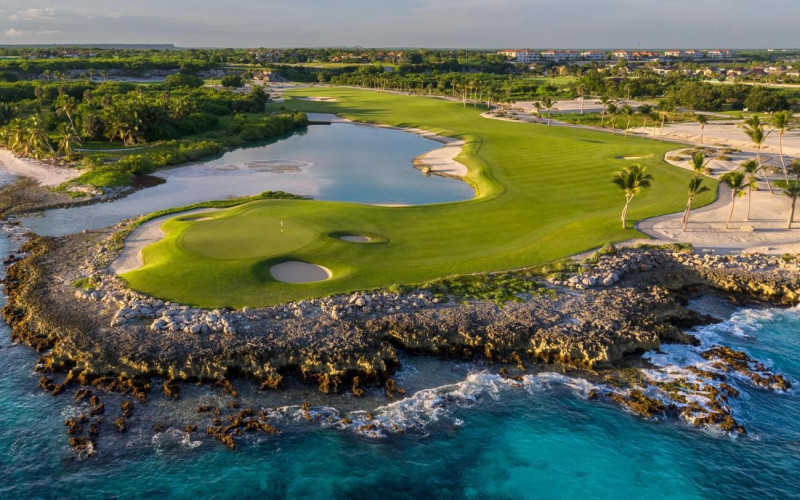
top-left (9, 8), bottom-right (56, 21)
top-left (5, 28), bottom-right (60, 37)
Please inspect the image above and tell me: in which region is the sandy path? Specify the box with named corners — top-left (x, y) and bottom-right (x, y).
top-left (0, 149), bottom-right (80, 186)
top-left (110, 208), bottom-right (219, 275)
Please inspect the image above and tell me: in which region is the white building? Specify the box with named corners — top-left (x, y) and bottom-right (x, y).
top-left (498, 50), bottom-right (540, 63)
top-left (581, 50), bottom-right (606, 61)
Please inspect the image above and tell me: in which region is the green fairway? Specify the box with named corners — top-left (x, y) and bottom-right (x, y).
top-left (122, 87), bottom-right (717, 308)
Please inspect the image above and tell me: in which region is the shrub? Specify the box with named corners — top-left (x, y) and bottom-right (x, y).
top-left (117, 155), bottom-right (156, 175)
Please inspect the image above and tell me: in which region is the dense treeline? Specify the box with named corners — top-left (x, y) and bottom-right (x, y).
top-left (0, 72), bottom-right (307, 187)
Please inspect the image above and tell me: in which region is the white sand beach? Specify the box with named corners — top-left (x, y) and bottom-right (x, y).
top-left (0, 149), bottom-right (80, 186)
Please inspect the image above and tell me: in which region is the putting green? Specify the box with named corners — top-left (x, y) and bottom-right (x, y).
top-left (122, 87), bottom-right (717, 308)
top-left (180, 213), bottom-right (317, 260)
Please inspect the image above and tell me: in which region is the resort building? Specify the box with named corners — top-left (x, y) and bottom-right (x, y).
top-left (498, 50), bottom-right (540, 63)
top-left (612, 50), bottom-right (632, 60)
top-left (580, 50), bottom-right (606, 61)
top-left (540, 50), bottom-right (578, 62)
top-left (708, 49), bottom-right (737, 60)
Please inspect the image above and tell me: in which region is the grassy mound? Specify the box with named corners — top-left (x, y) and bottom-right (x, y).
top-left (122, 88), bottom-right (716, 307)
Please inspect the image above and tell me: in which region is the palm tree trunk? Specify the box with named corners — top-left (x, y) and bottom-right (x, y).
top-left (700, 125), bottom-right (704, 145)
top-left (756, 147), bottom-right (773, 194)
top-left (681, 198), bottom-right (693, 232)
top-left (660, 115), bottom-right (665, 142)
top-left (789, 197), bottom-right (797, 229)
top-left (547, 109), bottom-right (551, 127)
top-left (779, 132), bottom-right (789, 184)
top-left (747, 185), bottom-right (752, 220)
top-left (725, 193), bottom-right (736, 229)
top-left (621, 195), bottom-right (632, 228)
top-left (580, 97), bottom-right (584, 115)
top-left (625, 116), bottom-right (631, 137)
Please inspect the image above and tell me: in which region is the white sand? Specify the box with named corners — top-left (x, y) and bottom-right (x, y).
top-left (637, 180), bottom-right (800, 254)
top-left (340, 235), bottom-right (370, 243)
top-left (514, 98), bottom-right (648, 115)
top-left (0, 149), bottom-right (80, 186)
top-left (631, 122), bottom-right (800, 157)
top-left (110, 208), bottom-right (219, 275)
top-left (297, 96), bottom-right (339, 102)
top-left (270, 261), bottom-right (332, 283)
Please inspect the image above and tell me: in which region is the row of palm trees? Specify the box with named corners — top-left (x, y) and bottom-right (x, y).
top-left (613, 152), bottom-right (800, 232)
top-left (0, 114), bottom-right (81, 161)
top-left (721, 158), bottom-right (800, 229)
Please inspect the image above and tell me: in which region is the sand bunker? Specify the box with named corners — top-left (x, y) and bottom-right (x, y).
top-left (617, 156), bottom-right (647, 160)
top-left (340, 235), bottom-right (371, 243)
top-left (270, 261), bottom-right (332, 283)
top-left (298, 96), bottom-right (338, 102)
top-left (182, 216), bottom-right (213, 222)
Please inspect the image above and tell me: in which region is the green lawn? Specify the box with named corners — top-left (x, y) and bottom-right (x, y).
top-left (122, 87), bottom-right (717, 308)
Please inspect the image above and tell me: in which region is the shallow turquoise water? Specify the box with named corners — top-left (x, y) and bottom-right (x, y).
top-left (1, 250), bottom-right (798, 500)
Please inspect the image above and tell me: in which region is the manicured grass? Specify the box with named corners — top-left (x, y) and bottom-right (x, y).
top-left (123, 87), bottom-right (717, 308)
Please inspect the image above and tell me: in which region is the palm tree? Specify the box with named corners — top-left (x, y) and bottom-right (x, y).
top-left (682, 176), bottom-right (710, 232)
top-left (638, 104), bottom-right (653, 138)
top-left (783, 181), bottom-right (800, 229)
top-left (612, 165), bottom-right (654, 229)
top-left (657, 99), bottom-right (675, 141)
top-left (598, 96), bottom-right (611, 127)
top-left (56, 123), bottom-right (81, 158)
top-left (740, 160), bottom-right (761, 220)
top-left (536, 96), bottom-right (555, 126)
top-left (689, 152), bottom-right (712, 176)
top-left (772, 110), bottom-right (793, 184)
top-left (741, 116), bottom-right (773, 193)
top-left (54, 94), bottom-right (77, 131)
top-left (577, 84), bottom-right (586, 115)
top-left (720, 170), bottom-right (755, 229)
top-left (622, 104), bottom-right (634, 137)
top-left (696, 114), bottom-right (708, 144)
top-left (606, 102), bottom-right (618, 134)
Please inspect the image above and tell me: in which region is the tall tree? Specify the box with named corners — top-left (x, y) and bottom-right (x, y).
top-left (638, 104), bottom-right (653, 138)
top-left (741, 115), bottom-right (773, 193)
top-left (689, 151), bottom-right (712, 176)
top-left (720, 170), bottom-right (755, 229)
top-left (612, 165), bottom-right (654, 228)
top-left (783, 181), bottom-right (800, 229)
top-left (657, 99), bottom-right (675, 141)
top-left (772, 110), bottom-right (793, 184)
top-left (56, 122), bottom-right (81, 158)
top-left (606, 102), bottom-right (618, 134)
top-left (740, 159), bottom-right (761, 220)
top-left (598, 96), bottom-right (611, 127)
top-left (622, 104), bottom-right (634, 137)
top-left (682, 176), bottom-right (710, 232)
top-left (536, 96), bottom-right (556, 126)
top-left (695, 114), bottom-right (708, 144)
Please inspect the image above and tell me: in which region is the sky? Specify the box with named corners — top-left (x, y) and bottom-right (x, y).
top-left (0, 0), bottom-right (796, 49)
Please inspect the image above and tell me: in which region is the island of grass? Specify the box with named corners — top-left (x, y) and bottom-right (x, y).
top-left (121, 87), bottom-right (717, 308)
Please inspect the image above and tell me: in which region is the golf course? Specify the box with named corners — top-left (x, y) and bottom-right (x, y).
top-left (121, 87), bottom-right (716, 307)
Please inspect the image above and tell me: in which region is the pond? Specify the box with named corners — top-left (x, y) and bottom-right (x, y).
top-left (17, 120), bottom-right (473, 236)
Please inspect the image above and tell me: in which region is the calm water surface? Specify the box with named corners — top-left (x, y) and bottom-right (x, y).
top-left (19, 122), bottom-right (473, 236)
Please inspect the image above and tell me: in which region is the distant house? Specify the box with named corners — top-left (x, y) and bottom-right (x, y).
top-left (685, 49), bottom-right (704, 60)
top-left (708, 49), bottom-right (736, 60)
top-left (663, 50), bottom-right (683, 58)
top-left (498, 49), bottom-right (540, 63)
top-left (539, 50), bottom-right (577, 62)
top-left (580, 50), bottom-right (606, 61)
top-left (612, 50), bottom-right (631, 60)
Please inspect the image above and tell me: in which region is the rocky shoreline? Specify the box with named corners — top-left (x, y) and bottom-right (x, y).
top-left (2, 218), bottom-right (798, 451)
